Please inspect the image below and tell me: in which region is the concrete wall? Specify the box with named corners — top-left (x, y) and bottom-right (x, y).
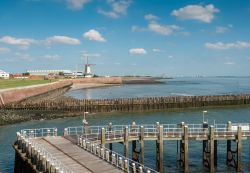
top-left (0, 81), bottom-right (72, 106)
top-left (71, 77), bottom-right (123, 84)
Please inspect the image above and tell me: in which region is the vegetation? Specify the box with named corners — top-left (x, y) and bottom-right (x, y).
top-left (0, 79), bottom-right (57, 89)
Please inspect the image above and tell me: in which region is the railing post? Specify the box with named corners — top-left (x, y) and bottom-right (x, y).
top-left (124, 159), bottom-right (128, 172)
top-left (101, 128), bottom-right (106, 147)
top-left (209, 125), bottom-right (215, 173)
top-left (64, 128), bottom-right (68, 136)
top-left (237, 126), bottom-right (242, 172)
top-left (156, 125), bottom-right (164, 173)
top-left (140, 126), bottom-right (145, 165)
top-left (124, 126), bottom-right (129, 158)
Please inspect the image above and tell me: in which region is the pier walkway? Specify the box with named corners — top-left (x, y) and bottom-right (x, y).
top-left (14, 121), bottom-right (250, 173)
top-left (29, 136), bottom-right (123, 173)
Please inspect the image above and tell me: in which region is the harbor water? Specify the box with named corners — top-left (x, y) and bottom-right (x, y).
top-left (1, 77), bottom-right (250, 172)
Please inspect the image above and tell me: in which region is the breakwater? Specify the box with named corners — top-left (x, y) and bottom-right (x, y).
top-left (0, 81), bottom-right (72, 107)
top-left (4, 94), bottom-right (250, 112)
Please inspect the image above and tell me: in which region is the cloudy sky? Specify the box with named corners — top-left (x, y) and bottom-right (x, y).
top-left (0, 0), bottom-right (250, 76)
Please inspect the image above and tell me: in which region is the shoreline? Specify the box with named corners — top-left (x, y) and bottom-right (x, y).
top-left (69, 83), bottom-right (121, 91)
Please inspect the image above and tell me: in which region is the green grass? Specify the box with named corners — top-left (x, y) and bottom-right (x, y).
top-left (0, 79), bottom-right (57, 89)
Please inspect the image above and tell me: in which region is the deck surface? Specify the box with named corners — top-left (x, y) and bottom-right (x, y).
top-left (31, 136), bottom-right (123, 173)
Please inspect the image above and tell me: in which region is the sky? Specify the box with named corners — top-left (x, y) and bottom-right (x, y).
top-left (0, 0), bottom-right (250, 76)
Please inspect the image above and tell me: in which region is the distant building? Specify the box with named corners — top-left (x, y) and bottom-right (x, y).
top-left (13, 74), bottom-right (28, 79)
top-left (27, 70), bottom-right (72, 76)
top-left (83, 57), bottom-right (94, 78)
top-left (0, 70), bottom-right (9, 79)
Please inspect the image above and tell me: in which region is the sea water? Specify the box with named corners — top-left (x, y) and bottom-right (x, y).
top-left (1, 77), bottom-right (250, 173)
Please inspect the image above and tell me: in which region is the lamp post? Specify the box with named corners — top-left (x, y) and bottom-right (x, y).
top-left (202, 110), bottom-right (207, 123)
top-left (82, 112), bottom-right (89, 126)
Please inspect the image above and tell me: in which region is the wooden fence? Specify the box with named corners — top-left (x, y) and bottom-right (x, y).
top-left (4, 94), bottom-right (250, 112)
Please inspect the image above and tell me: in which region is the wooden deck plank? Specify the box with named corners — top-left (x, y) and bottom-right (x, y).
top-left (31, 136), bottom-right (123, 173)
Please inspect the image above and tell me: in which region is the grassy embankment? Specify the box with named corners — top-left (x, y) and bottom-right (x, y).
top-left (0, 79), bottom-right (57, 89)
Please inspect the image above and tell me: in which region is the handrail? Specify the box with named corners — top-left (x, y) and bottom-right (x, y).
top-left (65, 123), bottom-right (250, 141)
top-left (16, 130), bottom-right (73, 173)
top-left (20, 128), bottom-right (58, 138)
top-left (78, 135), bottom-right (158, 173)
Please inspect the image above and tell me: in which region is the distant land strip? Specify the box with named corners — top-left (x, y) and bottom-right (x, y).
top-left (3, 94), bottom-right (250, 112)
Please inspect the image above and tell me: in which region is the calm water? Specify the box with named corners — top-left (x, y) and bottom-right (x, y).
top-left (65, 77), bottom-right (250, 99)
top-left (1, 77), bottom-right (250, 173)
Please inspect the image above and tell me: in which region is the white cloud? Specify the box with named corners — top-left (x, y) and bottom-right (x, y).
top-left (0, 47), bottom-right (10, 54)
top-left (97, 9), bottom-right (119, 18)
top-left (43, 54), bottom-right (61, 61)
top-left (216, 26), bottom-right (229, 33)
top-left (144, 14), bottom-right (159, 21)
top-left (152, 48), bottom-right (163, 52)
top-left (98, 0), bottom-right (132, 18)
top-left (82, 53), bottom-right (101, 57)
top-left (111, 0), bottom-right (131, 14)
top-left (46, 36), bottom-right (81, 45)
top-left (131, 25), bottom-right (147, 32)
top-left (148, 22), bottom-right (180, 36)
top-left (129, 48), bottom-right (147, 55)
top-left (65, 0), bottom-right (91, 10)
top-left (83, 29), bottom-right (106, 42)
top-left (132, 18), bottom-right (181, 36)
top-left (168, 55), bottom-right (174, 58)
top-left (224, 61), bottom-right (235, 65)
top-left (15, 52), bottom-right (33, 61)
top-left (171, 4), bottom-right (219, 23)
top-left (205, 41), bottom-right (250, 50)
top-left (0, 36), bottom-right (36, 48)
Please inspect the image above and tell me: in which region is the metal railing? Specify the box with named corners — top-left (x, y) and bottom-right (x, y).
top-left (16, 130), bottom-right (73, 173)
top-left (78, 135), bottom-right (158, 173)
top-left (20, 128), bottom-right (57, 138)
top-left (65, 123), bottom-right (250, 142)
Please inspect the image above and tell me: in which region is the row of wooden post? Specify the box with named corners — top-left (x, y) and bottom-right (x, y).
top-left (5, 94), bottom-right (250, 111)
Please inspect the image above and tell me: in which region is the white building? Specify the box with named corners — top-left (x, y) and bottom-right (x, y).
top-left (27, 70), bottom-right (72, 76)
top-left (0, 70), bottom-right (9, 79)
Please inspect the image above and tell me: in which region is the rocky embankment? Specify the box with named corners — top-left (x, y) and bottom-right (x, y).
top-left (0, 77), bottom-right (164, 126)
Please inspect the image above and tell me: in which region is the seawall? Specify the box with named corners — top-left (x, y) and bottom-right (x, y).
top-left (70, 77), bottom-right (123, 84)
top-left (0, 81), bottom-right (72, 107)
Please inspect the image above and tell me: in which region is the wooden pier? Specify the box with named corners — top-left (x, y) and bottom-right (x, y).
top-left (14, 128), bottom-right (156, 173)
top-left (5, 94), bottom-right (250, 112)
top-left (14, 121), bottom-right (250, 173)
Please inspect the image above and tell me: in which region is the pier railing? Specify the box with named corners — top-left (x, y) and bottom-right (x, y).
top-left (77, 135), bottom-right (158, 173)
top-left (65, 122), bottom-right (250, 142)
top-left (16, 128), bottom-right (73, 173)
top-left (20, 127), bottom-right (58, 138)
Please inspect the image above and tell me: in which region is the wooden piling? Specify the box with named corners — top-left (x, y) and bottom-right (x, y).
top-left (140, 126), bottom-right (145, 165)
top-left (156, 125), bottom-right (164, 173)
top-left (101, 128), bottom-right (106, 147)
top-left (184, 126), bottom-right (189, 173)
top-left (237, 126), bottom-right (242, 172)
top-left (108, 123), bottom-right (113, 151)
top-left (209, 126), bottom-right (215, 173)
top-left (123, 126), bottom-right (129, 158)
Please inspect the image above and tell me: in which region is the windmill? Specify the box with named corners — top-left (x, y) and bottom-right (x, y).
top-left (84, 56), bottom-right (95, 78)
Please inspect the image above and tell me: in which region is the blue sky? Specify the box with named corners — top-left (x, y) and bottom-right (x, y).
top-left (0, 0), bottom-right (250, 76)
